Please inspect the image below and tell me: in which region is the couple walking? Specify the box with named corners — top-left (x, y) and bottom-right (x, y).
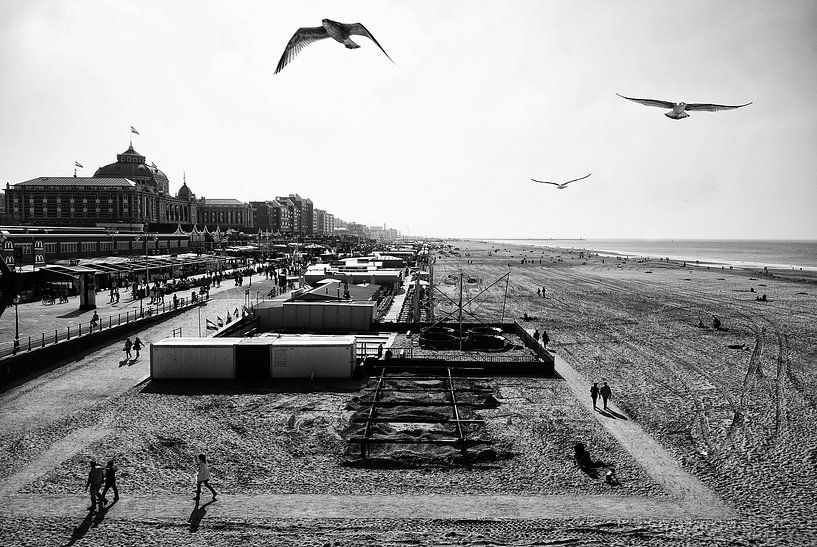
top-left (123, 337), bottom-right (143, 360)
top-left (590, 382), bottom-right (612, 410)
top-left (84, 460), bottom-right (118, 512)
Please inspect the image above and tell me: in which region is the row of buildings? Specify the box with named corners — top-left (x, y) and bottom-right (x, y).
top-left (0, 143), bottom-right (396, 239)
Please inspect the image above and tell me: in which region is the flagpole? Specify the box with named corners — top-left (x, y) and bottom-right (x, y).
top-left (198, 305), bottom-right (201, 337)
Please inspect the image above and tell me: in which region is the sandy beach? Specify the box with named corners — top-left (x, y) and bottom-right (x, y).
top-left (433, 239), bottom-right (817, 542)
top-left (0, 240), bottom-right (815, 545)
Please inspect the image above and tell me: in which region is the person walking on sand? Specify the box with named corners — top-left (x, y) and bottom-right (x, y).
top-left (84, 461), bottom-right (104, 511)
top-left (100, 460), bottom-right (119, 504)
top-left (194, 454), bottom-right (217, 502)
top-left (590, 382), bottom-right (599, 409)
top-left (133, 337), bottom-right (143, 360)
top-left (123, 338), bottom-right (132, 360)
top-left (600, 382), bottom-right (612, 410)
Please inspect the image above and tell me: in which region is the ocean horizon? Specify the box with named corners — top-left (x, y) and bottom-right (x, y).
top-left (480, 238), bottom-right (817, 271)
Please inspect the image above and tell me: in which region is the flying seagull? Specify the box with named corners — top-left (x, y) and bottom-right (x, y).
top-left (531, 173), bottom-right (591, 190)
top-left (275, 19), bottom-right (394, 74)
top-left (616, 93), bottom-right (752, 120)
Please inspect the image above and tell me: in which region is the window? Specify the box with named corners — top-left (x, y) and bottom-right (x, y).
top-left (44, 242), bottom-right (58, 253)
top-left (100, 242), bottom-right (114, 251)
top-left (117, 241), bottom-right (130, 250)
top-left (82, 242), bottom-right (97, 252)
top-left (62, 242), bottom-right (78, 253)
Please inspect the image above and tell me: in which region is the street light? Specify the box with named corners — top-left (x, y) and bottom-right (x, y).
top-left (13, 294), bottom-right (20, 355)
top-left (134, 233), bottom-right (157, 317)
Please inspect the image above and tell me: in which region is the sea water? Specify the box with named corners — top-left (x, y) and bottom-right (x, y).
top-left (484, 239), bottom-right (817, 272)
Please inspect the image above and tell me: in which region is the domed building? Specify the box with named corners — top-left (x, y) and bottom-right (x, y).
top-left (5, 144), bottom-right (197, 230)
top-left (94, 145), bottom-right (170, 194)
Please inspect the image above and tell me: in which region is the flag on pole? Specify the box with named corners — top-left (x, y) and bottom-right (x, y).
top-left (130, 126), bottom-right (140, 135)
top-left (217, 315), bottom-right (223, 327)
top-left (234, 307), bottom-right (239, 316)
top-left (206, 319), bottom-right (218, 330)
top-left (74, 161), bottom-right (84, 168)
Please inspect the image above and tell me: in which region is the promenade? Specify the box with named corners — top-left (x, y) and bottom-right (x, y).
top-left (0, 266), bottom-right (281, 359)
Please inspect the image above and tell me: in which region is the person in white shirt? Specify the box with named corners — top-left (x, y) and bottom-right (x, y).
top-left (194, 454), bottom-right (217, 502)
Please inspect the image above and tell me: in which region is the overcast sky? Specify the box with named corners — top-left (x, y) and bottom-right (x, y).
top-left (1, 0), bottom-right (815, 239)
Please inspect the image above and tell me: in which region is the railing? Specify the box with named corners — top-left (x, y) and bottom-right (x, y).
top-left (356, 345), bottom-right (540, 364)
top-left (0, 296), bottom-right (199, 360)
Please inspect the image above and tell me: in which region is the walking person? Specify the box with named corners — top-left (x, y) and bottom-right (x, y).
top-left (123, 338), bottom-right (132, 360)
top-left (590, 382), bottom-right (599, 409)
top-left (600, 382), bottom-right (612, 410)
top-left (133, 337), bottom-right (143, 360)
top-left (100, 460), bottom-right (119, 504)
top-left (84, 461), bottom-right (105, 511)
top-left (194, 454), bottom-right (218, 502)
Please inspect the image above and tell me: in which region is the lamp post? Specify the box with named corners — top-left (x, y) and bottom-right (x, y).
top-left (13, 294), bottom-right (20, 355)
top-left (134, 233), bottom-right (156, 316)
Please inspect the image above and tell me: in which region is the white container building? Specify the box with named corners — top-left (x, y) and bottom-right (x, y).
top-left (150, 335), bottom-right (356, 380)
top-left (150, 338), bottom-right (236, 379)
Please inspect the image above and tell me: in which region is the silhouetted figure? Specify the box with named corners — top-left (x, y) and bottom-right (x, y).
top-left (605, 466), bottom-right (620, 486)
top-left (385, 349), bottom-right (393, 360)
top-left (697, 320), bottom-right (705, 329)
top-left (600, 382), bottom-right (612, 410)
top-left (377, 344), bottom-right (384, 359)
top-left (123, 338), bottom-right (132, 360)
top-left (541, 331), bottom-right (550, 347)
top-left (194, 454), bottom-right (217, 502)
top-left (533, 329), bottom-right (540, 343)
top-left (590, 382), bottom-right (599, 409)
top-left (100, 460), bottom-right (119, 504)
top-left (90, 311), bottom-right (99, 329)
top-left (133, 338), bottom-right (143, 359)
top-left (84, 461), bottom-right (104, 511)
top-left (712, 316), bottom-right (722, 330)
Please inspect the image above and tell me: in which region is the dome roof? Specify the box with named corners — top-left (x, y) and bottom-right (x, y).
top-left (94, 145), bottom-right (169, 192)
top-left (177, 181), bottom-right (193, 199)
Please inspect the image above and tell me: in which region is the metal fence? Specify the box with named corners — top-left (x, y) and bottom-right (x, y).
top-left (0, 296), bottom-right (198, 360)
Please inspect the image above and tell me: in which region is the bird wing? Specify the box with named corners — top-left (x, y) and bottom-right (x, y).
top-left (274, 26), bottom-right (330, 74)
top-left (561, 173), bottom-right (592, 186)
top-left (342, 22), bottom-right (395, 64)
top-left (616, 93), bottom-right (675, 109)
top-left (531, 179), bottom-right (561, 187)
top-left (685, 102), bottom-right (752, 112)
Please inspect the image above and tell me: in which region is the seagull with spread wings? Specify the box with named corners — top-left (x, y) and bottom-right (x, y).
top-left (616, 93), bottom-right (752, 120)
top-left (531, 173), bottom-right (591, 190)
top-left (275, 19), bottom-right (394, 74)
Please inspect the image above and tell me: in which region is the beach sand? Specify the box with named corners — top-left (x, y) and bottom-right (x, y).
top-left (433, 239), bottom-right (817, 542)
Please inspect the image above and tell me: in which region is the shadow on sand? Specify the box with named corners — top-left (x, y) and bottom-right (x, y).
top-left (65, 500), bottom-right (115, 546)
top-left (189, 499), bottom-right (216, 532)
top-left (596, 408), bottom-right (628, 420)
top-left (141, 379), bottom-right (365, 396)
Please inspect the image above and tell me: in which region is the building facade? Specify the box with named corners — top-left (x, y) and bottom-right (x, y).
top-left (196, 198), bottom-right (254, 231)
top-left (3, 145), bottom-right (196, 229)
